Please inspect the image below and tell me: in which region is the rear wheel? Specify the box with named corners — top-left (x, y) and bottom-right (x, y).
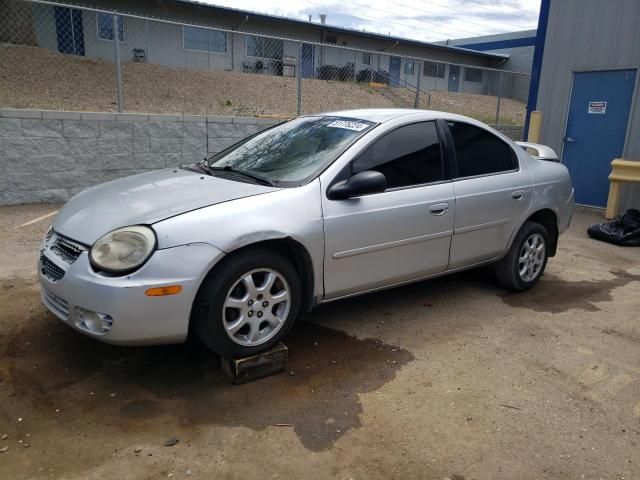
top-left (495, 221), bottom-right (550, 291)
top-left (191, 249), bottom-right (301, 357)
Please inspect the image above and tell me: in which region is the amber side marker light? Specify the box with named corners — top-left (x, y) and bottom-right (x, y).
top-left (145, 285), bottom-right (183, 296)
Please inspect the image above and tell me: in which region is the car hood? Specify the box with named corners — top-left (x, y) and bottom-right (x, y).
top-left (53, 168), bottom-right (278, 245)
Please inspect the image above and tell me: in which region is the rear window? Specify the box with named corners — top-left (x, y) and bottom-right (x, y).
top-left (447, 121), bottom-right (517, 178)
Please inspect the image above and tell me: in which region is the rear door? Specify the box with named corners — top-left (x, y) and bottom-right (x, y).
top-left (322, 121), bottom-right (454, 299)
top-left (445, 121), bottom-right (532, 269)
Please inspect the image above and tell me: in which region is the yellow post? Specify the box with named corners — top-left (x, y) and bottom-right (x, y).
top-left (605, 159), bottom-right (640, 219)
top-left (605, 181), bottom-right (621, 219)
top-left (527, 111), bottom-right (542, 143)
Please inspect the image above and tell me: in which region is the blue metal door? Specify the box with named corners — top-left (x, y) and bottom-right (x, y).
top-left (301, 44), bottom-right (314, 78)
top-left (448, 65), bottom-right (460, 92)
top-left (564, 69), bottom-right (636, 207)
top-left (389, 56), bottom-right (401, 86)
top-left (54, 7), bottom-right (85, 56)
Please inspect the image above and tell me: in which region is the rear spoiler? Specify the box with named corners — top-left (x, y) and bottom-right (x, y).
top-left (515, 141), bottom-right (559, 162)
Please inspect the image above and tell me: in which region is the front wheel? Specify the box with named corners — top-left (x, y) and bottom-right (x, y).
top-left (495, 221), bottom-right (550, 291)
top-left (191, 249), bottom-right (301, 357)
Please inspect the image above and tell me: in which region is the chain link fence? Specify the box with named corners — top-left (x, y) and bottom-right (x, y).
top-left (0, 0), bottom-right (530, 137)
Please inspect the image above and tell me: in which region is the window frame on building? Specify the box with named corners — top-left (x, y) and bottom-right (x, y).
top-left (362, 52), bottom-right (371, 65)
top-left (96, 12), bottom-right (124, 42)
top-left (423, 61), bottom-right (445, 79)
top-left (464, 67), bottom-right (483, 83)
top-left (246, 35), bottom-right (284, 60)
top-left (404, 59), bottom-right (415, 75)
top-left (182, 26), bottom-right (228, 54)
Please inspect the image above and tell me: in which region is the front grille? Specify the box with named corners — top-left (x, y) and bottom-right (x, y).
top-left (40, 255), bottom-right (66, 282)
top-left (51, 236), bottom-right (85, 264)
top-left (43, 289), bottom-right (69, 320)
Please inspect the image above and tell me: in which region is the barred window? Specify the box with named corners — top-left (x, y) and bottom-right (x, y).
top-left (404, 59), bottom-right (415, 75)
top-left (247, 36), bottom-right (284, 60)
top-left (362, 53), bottom-right (371, 65)
top-left (423, 61), bottom-right (445, 78)
top-left (96, 13), bottom-right (124, 42)
top-left (464, 67), bottom-right (483, 83)
top-left (183, 27), bottom-right (227, 53)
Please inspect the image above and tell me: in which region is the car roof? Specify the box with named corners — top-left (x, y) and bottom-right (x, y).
top-left (317, 108), bottom-right (473, 124)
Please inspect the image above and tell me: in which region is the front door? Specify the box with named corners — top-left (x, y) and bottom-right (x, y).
top-left (563, 69), bottom-right (636, 207)
top-left (389, 56), bottom-right (401, 86)
top-left (54, 6), bottom-right (85, 56)
top-left (448, 65), bottom-right (460, 92)
top-left (301, 43), bottom-right (314, 78)
top-left (322, 121), bottom-right (454, 299)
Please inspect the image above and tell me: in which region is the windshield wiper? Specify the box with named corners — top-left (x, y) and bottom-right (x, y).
top-left (208, 165), bottom-right (275, 187)
top-left (179, 158), bottom-right (211, 174)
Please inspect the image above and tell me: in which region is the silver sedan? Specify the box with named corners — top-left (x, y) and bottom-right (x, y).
top-left (39, 109), bottom-right (574, 357)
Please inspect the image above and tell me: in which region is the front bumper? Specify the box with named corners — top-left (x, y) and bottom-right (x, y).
top-left (38, 236), bottom-right (225, 345)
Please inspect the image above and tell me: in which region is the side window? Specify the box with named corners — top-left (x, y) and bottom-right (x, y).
top-left (447, 122), bottom-right (516, 178)
top-left (352, 122), bottom-right (443, 189)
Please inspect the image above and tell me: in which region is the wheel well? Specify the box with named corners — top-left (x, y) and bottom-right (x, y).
top-left (527, 209), bottom-right (559, 256)
top-left (225, 239), bottom-right (316, 313)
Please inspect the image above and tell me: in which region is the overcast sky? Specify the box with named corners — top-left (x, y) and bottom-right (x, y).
top-left (197, 0), bottom-right (540, 43)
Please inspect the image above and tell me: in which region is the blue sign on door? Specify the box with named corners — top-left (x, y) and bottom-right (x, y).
top-left (563, 69), bottom-right (636, 207)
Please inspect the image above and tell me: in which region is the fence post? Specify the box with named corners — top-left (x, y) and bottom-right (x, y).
top-left (112, 12), bottom-right (124, 112)
top-left (296, 41), bottom-right (302, 116)
top-left (414, 60), bottom-right (422, 109)
top-left (353, 50), bottom-right (358, 83)
top-left (144, 19), bottom-right (149, 63)
top-left (495, 71), bottom-right (504, 127)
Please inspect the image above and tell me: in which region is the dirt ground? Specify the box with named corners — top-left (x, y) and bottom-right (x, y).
top-left (0, 204), bottom-right (639, 480)
top-left (0, 43), bottom-right (526, 124)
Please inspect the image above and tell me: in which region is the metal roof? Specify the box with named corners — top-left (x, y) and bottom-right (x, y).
top-left (175, 0), bottom-right (509, 61)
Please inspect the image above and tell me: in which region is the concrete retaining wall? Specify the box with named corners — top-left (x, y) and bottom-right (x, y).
top-left (0, 108), bottom-right (525, 205)
top-left (0, 109), bottom-right (278, 205)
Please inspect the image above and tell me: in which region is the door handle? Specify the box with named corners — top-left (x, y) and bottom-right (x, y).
top-left (565, 136), bottom-right (576, 143)
top-left (511, 190), bottom-right (525, 201)
top-left (429, 203), bottom-right (449, 216)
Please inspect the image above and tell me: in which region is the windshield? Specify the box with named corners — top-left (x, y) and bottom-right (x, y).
top-left (207, 116), bottom-right (376, 186)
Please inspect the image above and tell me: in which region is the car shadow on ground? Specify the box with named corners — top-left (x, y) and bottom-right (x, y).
top-left (4, 266), bottom-right (635, 451)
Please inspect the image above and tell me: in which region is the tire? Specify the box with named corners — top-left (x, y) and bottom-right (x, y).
top-left (494, 221), bottom-right (550, 291)
top-left (191, 248), bottom-right (301, 358)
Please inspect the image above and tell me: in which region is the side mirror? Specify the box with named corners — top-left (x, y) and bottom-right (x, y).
top-left (327, 170), bottom-right (387, 200)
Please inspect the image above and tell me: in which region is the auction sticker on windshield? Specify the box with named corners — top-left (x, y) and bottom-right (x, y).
top-left (327, 120), bottom-right (370, 131)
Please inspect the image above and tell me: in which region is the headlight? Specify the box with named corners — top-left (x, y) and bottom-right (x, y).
top-left (90, 225), bottom-right (156, 274)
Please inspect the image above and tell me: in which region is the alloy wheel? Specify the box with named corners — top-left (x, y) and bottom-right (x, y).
top-left (222, 268), bottom-right (291, 346)
top-left (518, 233), bottom-right (546, 282)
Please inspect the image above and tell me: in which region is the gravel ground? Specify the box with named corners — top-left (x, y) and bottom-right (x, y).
top-left (1, 43), bottom-right (525, 123)
top-left (0, 204), bottom-right (639, 480)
